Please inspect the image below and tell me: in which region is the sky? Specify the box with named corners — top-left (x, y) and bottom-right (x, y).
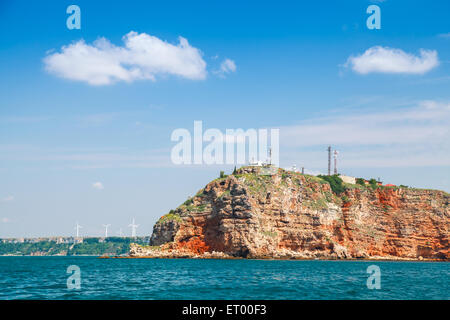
top-left (0, 0), bottom-right (449, 238)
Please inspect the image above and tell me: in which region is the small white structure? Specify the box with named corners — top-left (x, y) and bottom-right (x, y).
top-left (339, 175), bottom-right (356, 184)
top-left (249, 159), bottom-right (264, 166)
top-left (249, 148), bottom-right (274, 167)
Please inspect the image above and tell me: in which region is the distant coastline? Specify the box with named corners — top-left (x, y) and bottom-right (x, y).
top-left (0, 237), bottom-right (149, 256)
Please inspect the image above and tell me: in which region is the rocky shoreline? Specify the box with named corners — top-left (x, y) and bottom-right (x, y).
top-left (126, 243), bottom-right (446, 261)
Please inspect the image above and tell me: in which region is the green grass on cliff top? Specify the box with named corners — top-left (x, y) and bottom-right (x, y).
top-left (156, 167), bottom-right (449, 225)
top-left (157, 213), bottom-right (182, 224)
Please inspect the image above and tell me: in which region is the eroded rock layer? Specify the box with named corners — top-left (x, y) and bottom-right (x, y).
top-left (133, 167), bottom-right (449, 260)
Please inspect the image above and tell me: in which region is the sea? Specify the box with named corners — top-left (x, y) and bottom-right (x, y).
top-left (0, 257), bottom-right (448, 300)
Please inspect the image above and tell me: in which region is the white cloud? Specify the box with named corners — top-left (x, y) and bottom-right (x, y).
top-left (92, 182), bottom-right (104, 190)
top-left (279, 100), bottom-right (450, 168)
top-left (438, 32), bottom-right (450, 38)
top-left (220, 59), bottom-right (236, 74)
top-left (0, 116), bottom-right (52, 124)
top-left (44, 31), bottom-right (207, 85)
top-left (0, 145), bottom-right (173, 170)
top-left (281, 100), bottom-right (450, 147)
top-left (78, 113), bottom-right (117, 126)
top-left (345, 46), bottom-right (439, 75)
top-left (214, 58), bottom-right (236, 77)
top-left (2, 100), bottom-right (449, 171)
top-left (1, 195), bottom-right (14, 202)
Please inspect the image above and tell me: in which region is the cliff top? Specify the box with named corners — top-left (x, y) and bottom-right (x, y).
top-left (157, 166), bottom-right (448, 225)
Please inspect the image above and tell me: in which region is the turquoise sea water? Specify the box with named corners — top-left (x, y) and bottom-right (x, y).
top-left (0, 257), bottom-right (448, 300)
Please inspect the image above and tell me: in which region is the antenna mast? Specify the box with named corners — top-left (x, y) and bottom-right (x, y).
top-left (269, 148), bottom-right (272, 165)
top-left (327, 146), bottom-right (331, 175)
top-left (333, 150), bottom-right (339, 175)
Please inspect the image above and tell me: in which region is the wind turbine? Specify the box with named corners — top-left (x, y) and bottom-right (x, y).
top-left (116, 228), bottom-right (124, 237)
top-left (102, 224), bottom-right (111, 238)
top-left (128, 218), bottom-right (139, 237)
top-left (74, 222), bottom-right (83, 237)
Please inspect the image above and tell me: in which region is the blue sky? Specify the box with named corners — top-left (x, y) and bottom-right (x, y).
top-left (0, 0), bottom-right (449, 237)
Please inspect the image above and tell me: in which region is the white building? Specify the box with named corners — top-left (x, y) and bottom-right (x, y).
top-left (339, 175), bottom-right (356, 184)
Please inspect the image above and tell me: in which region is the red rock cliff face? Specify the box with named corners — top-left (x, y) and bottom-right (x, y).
top-left (148, 167), bottom-right (449, 260)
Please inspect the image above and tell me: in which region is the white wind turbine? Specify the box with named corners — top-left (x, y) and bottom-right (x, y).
top-left (117, 228), bottom-right (124, 237)
top-left (74, 222), bottom-right (83, 237)
top-left (128, 218), bottom-right (139, 237)
top-left (102, 224), bottom-right (111, 238)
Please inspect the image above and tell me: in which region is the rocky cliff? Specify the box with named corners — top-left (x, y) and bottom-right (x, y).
top-left (131, 166), bottom-right (449, 260)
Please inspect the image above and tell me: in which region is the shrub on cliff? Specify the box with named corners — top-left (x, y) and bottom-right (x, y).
top-left (369, 178), bottom-right (379, 190)
top-left (356, 178), bottom-right (365, 186)
top-left (317, 174), bottom-right (345, 195)
top-left (158, 213), bottom-right (182, 224)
